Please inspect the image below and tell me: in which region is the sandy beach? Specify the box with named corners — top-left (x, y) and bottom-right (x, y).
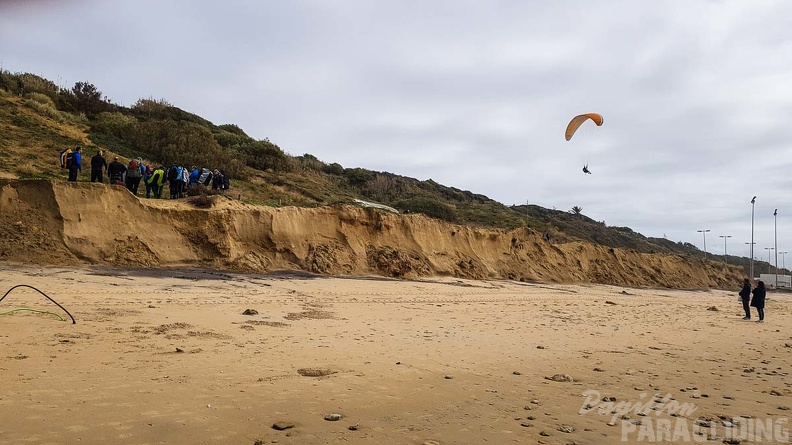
top-left (1, 266), bottom-right (790, 444)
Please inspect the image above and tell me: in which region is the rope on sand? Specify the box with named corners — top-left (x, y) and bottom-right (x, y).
top-left (0, 307), bottom-right (65, 321)
top-left (0, 285), bottom-right (76, 324)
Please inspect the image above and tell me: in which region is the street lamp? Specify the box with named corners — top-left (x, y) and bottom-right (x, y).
top-left (719, 235), bottom-right (732, 264)
top-left (697, 229), bottom-right (711, 259)
top-left (781, 251), bottom-right (789, 281)
top-left (764, 247), bottom-right (775, 276)
top-left (751, 196), bottom-right (757, 280)
top-left (774, 209), bottom-right (778, 288)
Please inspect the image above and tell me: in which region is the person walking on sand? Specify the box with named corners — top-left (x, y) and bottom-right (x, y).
top-left (750, 280), bottom-right (766, 322)
top-left (739, 278), bottom-right (752, 320)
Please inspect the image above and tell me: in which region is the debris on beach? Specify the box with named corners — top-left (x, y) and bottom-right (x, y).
top-left (272, 421), bottom-right (295, 430)
top-left (546, 374), bottom-right (574, 382)
top-left (324, 413), bottom-right (342, 421)
top-left (297, 368), bottom-right (336, 377)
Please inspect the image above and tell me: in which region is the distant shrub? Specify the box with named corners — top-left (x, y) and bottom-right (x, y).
top-left (93, 112), bottom-right (138, 139)
top-left (345, 168), bottom-right (375, 186)
top-left (187, 194), bottom-right (214, 208)
top-left (394, 196), bottom-right (458, 222)
top-left (23, 97), bottom-right (88, 126)
top-left (216, 124), bottom-right (248, 137)
top-left (233, 139), bottom-right (291, 172)
top-left (28, 92), bottom-right (56, 107)
top-left (132, 97), bottom-right (172, 116)
top-left (323, 162), bottom-right (344, 176)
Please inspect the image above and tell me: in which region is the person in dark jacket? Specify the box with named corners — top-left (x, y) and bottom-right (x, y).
top-left (90, 150), bottom-right (107, 183)
top-left (107, 156), bottom-right (127, 186)
top-left (738, 278), bottom-right (752, 320)
top-left (68, 147), bottom-right (82, 182)
top-left (750, 280), bottom-right (766, 322)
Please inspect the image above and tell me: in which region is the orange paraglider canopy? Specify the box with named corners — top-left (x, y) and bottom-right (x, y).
top-left (564, 113), bottom-right (604, 141)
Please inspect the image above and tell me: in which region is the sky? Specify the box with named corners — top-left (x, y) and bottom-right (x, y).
top-left (2, 0), bottom-right (792, 261)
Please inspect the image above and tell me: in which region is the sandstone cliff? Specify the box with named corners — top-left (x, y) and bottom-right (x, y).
top-left (0, 180), bottom-right (741, 288)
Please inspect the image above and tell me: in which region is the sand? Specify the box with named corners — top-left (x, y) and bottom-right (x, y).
top-left (2, 266), bottom-right (790, 444)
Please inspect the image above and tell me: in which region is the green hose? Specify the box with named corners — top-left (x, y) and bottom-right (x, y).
top-left (0, 308), bottom-right (65, 321)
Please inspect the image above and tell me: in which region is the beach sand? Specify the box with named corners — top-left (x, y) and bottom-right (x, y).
top-left (1, 266), bottom-right (790, 444)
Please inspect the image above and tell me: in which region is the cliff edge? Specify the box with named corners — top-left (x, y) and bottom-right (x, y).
top-left (0, 180), bottom-right (741, 288)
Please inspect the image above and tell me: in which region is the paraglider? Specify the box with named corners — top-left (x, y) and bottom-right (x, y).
top-left (565, 113), bottom-right (604, 174)
top-left (564, 113), bottom-right (604, 141)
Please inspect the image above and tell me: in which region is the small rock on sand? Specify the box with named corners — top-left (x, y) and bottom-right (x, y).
top-left (444, 375), bottom-right (454, 380)
top-left (242, 309), bottom-right (259, 315)
top-left (324, 413), bottom-right (342, 421)
top-left (605, 301), bottom-right (617, 305)
top-left (546, 374), bottom-right (573, 382)
top-left (272, 421), bottom-right (294, 430)
top-left (558, 425), bottom-right (575, 433)
top-left (706, 306), bottom-right (719, 311)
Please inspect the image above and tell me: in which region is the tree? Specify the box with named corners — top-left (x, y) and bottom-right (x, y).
top-left (570, 206), bottom-right (583, 215)
top-left (68, 81), bottom-right (107, 116)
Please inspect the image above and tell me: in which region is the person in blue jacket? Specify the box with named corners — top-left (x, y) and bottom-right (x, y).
top-left (738, 278), bottom-right (752, 320)
top-left (189, 165), bottom-right (200, 187)
top-left (67, 146), bottom-right (82, 182)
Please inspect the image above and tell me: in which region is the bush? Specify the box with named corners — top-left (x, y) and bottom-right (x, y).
top-left (394, 196), bottom-right (458, 222)
top-left (28, 92), bottom-right (56, 107)
top-left (323, 162), bottom-right (344, 176)
top-left (187, 194), bottom-right (214, 208)
top-left (92, 112), bottom-right (138, 139)
top-left (345, 168), bottom-right (375, 186)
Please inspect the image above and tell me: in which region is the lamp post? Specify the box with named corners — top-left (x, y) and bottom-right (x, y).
top-left (697, 229), bottom-right (711, 259)
top-left (774, 209), bottom-right (778, 288)
top-left (751, 196), bottom-right (757, 280)
top-left (719, 235), bottom-right (732, 264)
top-left (764, 247), bottom-right (775, 276)
top-left (781, 251), bottom-right (788, 273)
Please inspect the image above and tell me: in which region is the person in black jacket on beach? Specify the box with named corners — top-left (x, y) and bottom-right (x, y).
top-left (750, 280), bottom-right (766, 322)
top-left (739, 278), bottom-right (752, 320)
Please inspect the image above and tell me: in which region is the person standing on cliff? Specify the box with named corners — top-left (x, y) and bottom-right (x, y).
top-left (739, 278), bottom-right (751, 320)
top-left (90, 149), bottom-right (107, 183)
top-left (67, 146), bottom-right (82, 182)
top-left (750, 280), bottom-right (766, 323)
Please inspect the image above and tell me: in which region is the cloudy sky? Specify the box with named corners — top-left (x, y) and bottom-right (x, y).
top-left (2, 0), bottom-right (792, 260)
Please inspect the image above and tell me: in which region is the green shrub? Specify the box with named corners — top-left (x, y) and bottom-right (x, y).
top-left (28, 92), bottom-right (56, 107)
top-left (394, 196), bottom-right (458, 222)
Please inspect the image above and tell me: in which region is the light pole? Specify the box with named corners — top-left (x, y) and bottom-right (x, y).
top-left (774, 209), bottom-right (778, 288)
top-left (764, 247), bottom-right (775, 276)
top-left (697, 229), bottom-right (711, 259)
top-left (781, 251), bottom-right (788, 283)
top-left (751, 196), bottom-right (757, 280)
top-left (719, 235), bottom-right (732, 264)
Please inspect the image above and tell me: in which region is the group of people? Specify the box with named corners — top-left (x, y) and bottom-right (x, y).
top-left (738, 279), bottom-right (766, 322)
top-left (64, 147), bottom-right (230, 199)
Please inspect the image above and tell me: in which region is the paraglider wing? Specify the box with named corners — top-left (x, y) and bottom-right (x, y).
top-left (564, 113), bottom-right (604, 141)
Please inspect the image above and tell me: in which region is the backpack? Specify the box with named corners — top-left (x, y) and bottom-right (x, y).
top-left (167, 166), bottom-right (179, 181)
top-left (127, 160), bottom-right (142, 178)
top-left (59, 149), bottom-right (72, 169)
top-left (65, 152), bottom-right (75, 169)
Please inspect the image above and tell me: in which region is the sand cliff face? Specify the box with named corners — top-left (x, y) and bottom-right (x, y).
top-left (0, 180), bottom-right (741, 288)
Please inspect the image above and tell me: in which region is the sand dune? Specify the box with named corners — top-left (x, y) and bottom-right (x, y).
top-left (1, 266), bottom-right (789, 444)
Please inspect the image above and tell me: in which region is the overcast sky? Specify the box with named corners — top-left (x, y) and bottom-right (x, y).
top-left (2, 0), bottom-right (792, 259)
